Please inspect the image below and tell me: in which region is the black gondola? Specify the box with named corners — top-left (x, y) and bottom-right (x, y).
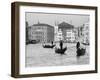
top-left (76, 48), bottom-right (86, 57)
top-left (55, 47), bottom-right (67, 55)
top-left (43, 44), bottom-right (55, 48)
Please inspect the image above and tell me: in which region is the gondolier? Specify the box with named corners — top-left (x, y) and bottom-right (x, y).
top-left (60, 40), bottom-right (63, 50)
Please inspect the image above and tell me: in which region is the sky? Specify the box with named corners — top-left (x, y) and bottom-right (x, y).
top-left (25, 12), bottom-right (89, 27)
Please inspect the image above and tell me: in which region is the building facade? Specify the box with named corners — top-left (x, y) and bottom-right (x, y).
top-left (28, 23), bottom-right (54, 43)
top-left (54, 26), bottom-right (58, 42)
top-left (57, 29), bottom-right (63, 41)
top-left (66, 29), bottom-right (75, 42)
top-left (58, 22), bottom-right (76, 42)
top-left (77, 22), bottom-right (89, 44)
top-left (82, 22), bottom-right (89, 44)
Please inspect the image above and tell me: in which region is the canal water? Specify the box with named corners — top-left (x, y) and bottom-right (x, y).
top-left (25, 43), bottom-right (89, 67)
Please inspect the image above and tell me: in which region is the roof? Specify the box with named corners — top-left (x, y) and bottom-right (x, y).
top-left (32, 23), bottom-right (54, 28)
top-left (58, 22), bottom-right (74, 29)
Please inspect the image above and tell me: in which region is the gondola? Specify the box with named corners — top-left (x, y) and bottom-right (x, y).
top-left (76, 48), bottom-right (86, 57)
top-left (43, 44), bottom-right (55, 48)
top-left (55, 47), bottom-right (67, 55)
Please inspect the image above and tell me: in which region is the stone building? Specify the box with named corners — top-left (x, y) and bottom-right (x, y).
top-left (28, 23), bottom-right (54, 43)
top-left (77, 22), bottom-right (89, 44)
top-left (82, 22), bottom-right (89, 44)
top-left (58, 22), bottom-right (76, 42)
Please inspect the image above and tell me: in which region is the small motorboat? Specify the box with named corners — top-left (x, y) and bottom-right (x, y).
top-left (82, 42), bottom-right (89, 45)
top-left (43, 44), bottom-right (55, 48)
top-left (76, 48), bottom-right (86, 57)
top-left (55, 47), bottom-right (67, 55)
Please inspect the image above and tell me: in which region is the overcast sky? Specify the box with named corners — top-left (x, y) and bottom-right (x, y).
top-left (26, 12), bottom-right (89, 27)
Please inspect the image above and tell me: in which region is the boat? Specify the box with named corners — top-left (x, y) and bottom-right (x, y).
top-left (82, 42), bottom-right (89, 45)
top-left (26, 40), bottom-right (39, 44)
top-left (43, 44), bottom-right (55, 48)
top-left (76, 48), bottom-right (86, 57)
top-left (55, 47), bottom-right (67, 55)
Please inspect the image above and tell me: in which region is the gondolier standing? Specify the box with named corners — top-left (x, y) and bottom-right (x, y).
top-left (76, 41), bottom-right (80, 49)
top-left (60, 40), bottom-right (63, 50)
